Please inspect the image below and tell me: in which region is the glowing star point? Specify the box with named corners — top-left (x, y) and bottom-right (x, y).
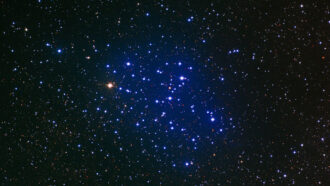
top-left (179, 76), bottom-right (185, 81)
top-left (106, 82), bottom-right (114, 89)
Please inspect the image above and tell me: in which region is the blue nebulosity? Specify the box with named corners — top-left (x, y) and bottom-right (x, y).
top-left (1, 0), bottom-right (328, 185)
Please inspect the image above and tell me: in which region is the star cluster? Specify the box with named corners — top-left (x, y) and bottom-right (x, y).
top-left (1, 0), bottom-right (329, 185)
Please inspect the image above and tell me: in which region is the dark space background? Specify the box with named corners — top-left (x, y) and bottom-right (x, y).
top-left (0, 0), bottom-right (329, 185)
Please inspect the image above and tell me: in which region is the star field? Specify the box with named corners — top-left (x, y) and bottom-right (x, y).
top-left (1, 0), bottom-right (329, 185)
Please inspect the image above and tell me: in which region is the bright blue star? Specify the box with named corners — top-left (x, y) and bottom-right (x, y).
top-left (187, 16), bottom-right (194, 22)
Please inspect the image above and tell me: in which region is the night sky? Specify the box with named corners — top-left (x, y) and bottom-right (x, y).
top-left (1, 0), bottom-right (329, 185)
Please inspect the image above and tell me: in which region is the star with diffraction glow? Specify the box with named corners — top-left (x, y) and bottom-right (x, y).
top-left (106, 82), bottom-right (115, 89)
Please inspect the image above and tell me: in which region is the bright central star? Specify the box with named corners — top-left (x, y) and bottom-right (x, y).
top-left (106, 82), bottom-right (114, 89)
